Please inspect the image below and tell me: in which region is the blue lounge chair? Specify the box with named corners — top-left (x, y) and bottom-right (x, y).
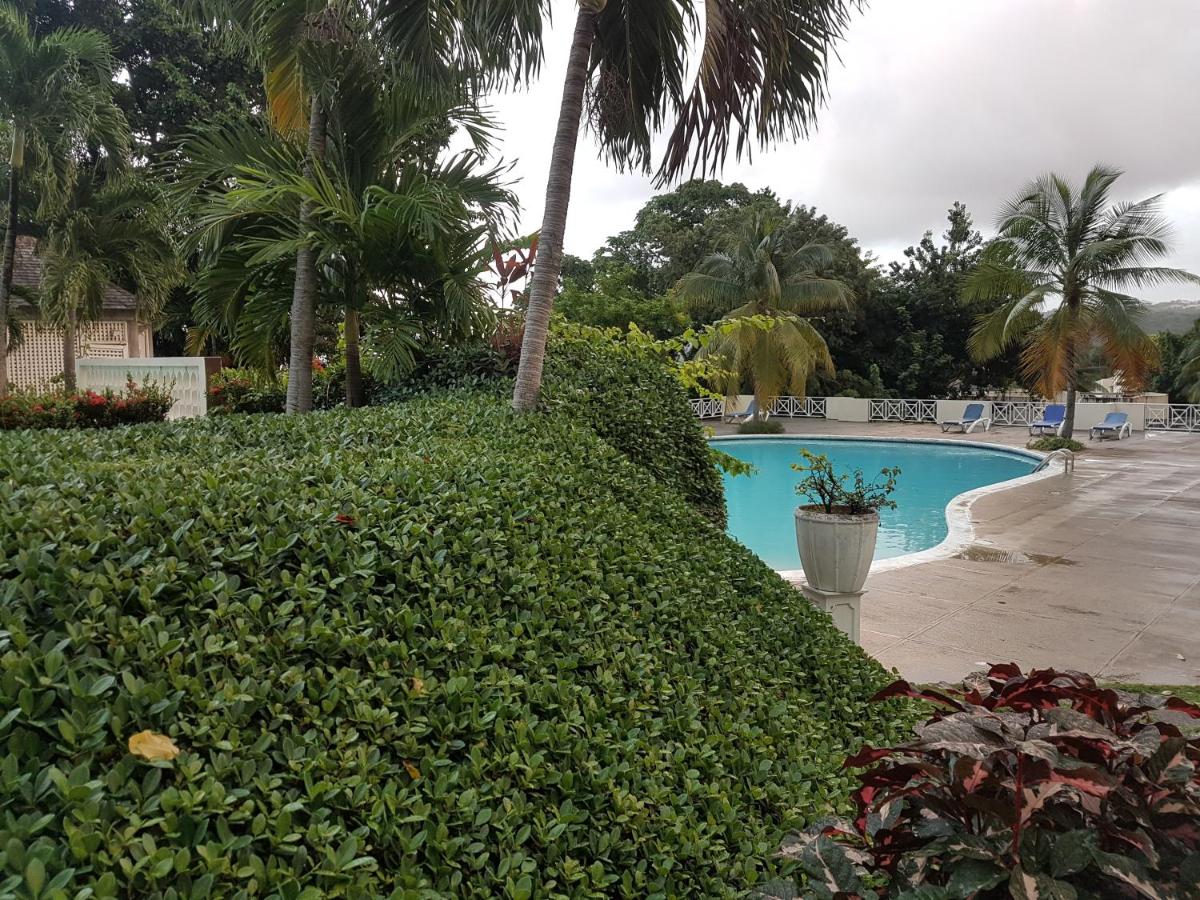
top-left (940, 402), bottom-right (991, 434)
top-left (724, 398), bottom-right (763, 424)
top-left (1029, 404), bottom-right (1066, 436)
top-left (1090, 411), bottom-right (1132, 440)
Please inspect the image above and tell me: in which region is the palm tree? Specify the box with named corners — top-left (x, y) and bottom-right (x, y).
top-left (966, 166), bottom-right (1200, 438)
top-left (0, 2), bottom-right (128, 395)
top-left (36, 172), bottom-right (181, 391)
top-left (509, 0), bottom-right (861, 411)
top-left (177, 76), bottom-right (513, 401)
top-left (675, 217), bottom-right (853, 411)
top-left (190, 0), bottom-right (544, 412)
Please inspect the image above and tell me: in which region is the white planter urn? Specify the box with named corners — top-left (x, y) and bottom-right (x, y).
top-left (794, 506), bottom-right (879, 593)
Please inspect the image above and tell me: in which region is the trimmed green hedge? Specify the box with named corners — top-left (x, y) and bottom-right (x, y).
top-left (0, 394), bottom-right (909, 897)
top-left (540, 331), bottom-right (727, 528)
top-left (379, 331), bottom-right (728, 528)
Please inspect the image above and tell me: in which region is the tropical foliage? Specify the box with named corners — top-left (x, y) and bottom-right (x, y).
top-left (178, 72), bottom-right (511, 404)
top-left (564, 184), bottom-right (1027, 399)
top-left (0, 1), bottom-right (128, 395)
top-left (34, 171), bottom-right (181, 391)
top-left (786, 665), bottom-right (1200, 899)
top-left (0, 378), bottom-right (174, 429)
top-left (512, 0), bottom-right (863, 410)
top-left (0, 350), bottom-right (912, 896)
top-left (966, 166), bottom-right (1199, 436)
top-left (675, 217), bottom-right (852, 408)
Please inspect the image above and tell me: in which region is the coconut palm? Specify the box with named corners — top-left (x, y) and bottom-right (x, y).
top-left (0, 2), bottom-right (129, 395)
top-left (36, 172), bottom-right (182, 391)
top-left (509, 0), bottom-right (861, 411)
top-left (675, 217), bottom-right (853, 411)
top-left (178, 72), bottom-right (513, 402)
top-left (190, 0), bottom-right (544, 412)
top-left (966, 166), bottom-right (1200, 438)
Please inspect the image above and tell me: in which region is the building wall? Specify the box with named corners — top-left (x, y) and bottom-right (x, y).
top-left (5, 314), bottom-right (149, 391)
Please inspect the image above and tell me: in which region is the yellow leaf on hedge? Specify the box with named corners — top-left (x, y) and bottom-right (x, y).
top-left (410, 676), bottom-right (425, 695)
top-left (128, 730), bottom-right (180, 761)
top-left (404, 760), bottom-right (420, 780)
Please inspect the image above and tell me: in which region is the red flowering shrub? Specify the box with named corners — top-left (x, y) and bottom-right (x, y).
top-left (0, 379), bottom-right (174, 430)
top-left (788, 665), bottom-right (1200, 899)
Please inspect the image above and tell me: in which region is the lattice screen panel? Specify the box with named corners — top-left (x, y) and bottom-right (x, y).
top-left (6, 319), bottom-right (130, 391)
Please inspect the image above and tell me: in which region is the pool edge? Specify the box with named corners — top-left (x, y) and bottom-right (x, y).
top-left (708, 433), bottom-right (1057, 583)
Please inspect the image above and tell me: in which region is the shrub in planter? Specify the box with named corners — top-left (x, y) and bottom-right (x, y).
top-left (788, 664), bottom-right (1200, 899)
top-left (738, 418), bottom-right (785, 435)
top-left (1028, 435), bottom-right (1085, 453)
top-left (0, 394), bottom-right (912, 897)
top-left (791, 451), bottom-right (900, 593)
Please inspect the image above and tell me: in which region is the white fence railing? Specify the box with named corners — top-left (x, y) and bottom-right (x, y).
top-left (868, 398), bottom-right (937, 423)
top-left (693, 395), bottom-right (1200, 433)
top-left (1146, 404), bottom-right (1200, 432)
top-left (770, 396), bottom-right (827, 418)
top-left (691, 396), bottom-right (1200, 434)
top-left (990, 402), bottom-right (1044, 427)
top-left (689, 397), bottom-right (725, 419)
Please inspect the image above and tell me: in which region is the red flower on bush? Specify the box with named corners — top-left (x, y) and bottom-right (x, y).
top-left (335, 514), bottom-right (356, 526)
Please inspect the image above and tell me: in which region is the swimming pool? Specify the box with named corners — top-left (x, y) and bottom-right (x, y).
top-left (715, 437), bottom-right (1038, 571)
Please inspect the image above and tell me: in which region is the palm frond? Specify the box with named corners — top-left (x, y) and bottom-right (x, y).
top-left (656, 0), bottom-right (859, 183)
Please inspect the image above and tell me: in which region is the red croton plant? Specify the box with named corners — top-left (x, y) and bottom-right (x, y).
top-left (788, 665), bottom-right (1200, 899)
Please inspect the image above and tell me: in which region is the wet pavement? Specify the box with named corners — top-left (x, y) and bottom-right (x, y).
top-left (708, 419), bottom-right (1200, 684)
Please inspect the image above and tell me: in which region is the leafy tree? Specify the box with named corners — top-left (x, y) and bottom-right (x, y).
top-left (193, 0), bottom-right (543, 413)
top-left (557, 266), bottom-right (688, 338)
top-left (512, 0), bottom-right (861, 411)
top-left (591, 179), bottom-right (777, 295)
top-left (34, 0), bottom-right (263, 159)
top-left (1151, 318), bottom-right (1200, 401)
top-left (966, 166), bottom-right (1200, 437)
top-left (675, 217), bottom-right (852, 409)
top-left (0, 1), bottom-right (128, 395)
top-left (36, 170), bottom-right (181, 390)
top-left (1178, 336), bottom-right (1200, 403)
top-left (179, 69), bottom-right (512, 405)
top-left (854, 202), bottom-right (1021, 397)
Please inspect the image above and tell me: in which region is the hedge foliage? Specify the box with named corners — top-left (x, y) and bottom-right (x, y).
top-left (377, 330), bottom-right (727, 528)
top-left (0, 393), bottom-right (909, 898)
top-left (0, 380), bottom-right (174, 431)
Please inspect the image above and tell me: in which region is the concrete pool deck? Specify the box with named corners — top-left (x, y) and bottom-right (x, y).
top-left (708, 419), bottom-right (1200, 685)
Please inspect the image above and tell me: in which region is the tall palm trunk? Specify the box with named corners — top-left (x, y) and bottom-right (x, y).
top-left (344, 305), bottom-right (363, 408)
top-left (285, 96), bottom-right (328, 414)
top-left (1062, 381), bottom-right (1077, 440)
top-left (0, 149), bottom-right (20, 399)
top-left (1060, 291), bottom-right (1080, 439)
top-left (62, 308), bottom-right (77, 393)
top-left (511, 5), bottom-right (599, 412)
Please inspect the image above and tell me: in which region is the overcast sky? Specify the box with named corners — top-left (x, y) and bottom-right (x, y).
top-left (486, 0), bottom-right (1200, 303)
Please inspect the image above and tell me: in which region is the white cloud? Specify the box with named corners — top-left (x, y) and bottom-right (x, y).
top-left (487, 0), bottom-right (1200, 301)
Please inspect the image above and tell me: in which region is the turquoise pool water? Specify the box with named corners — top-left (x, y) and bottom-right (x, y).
top-left (716, 438), bottom-right (1036, 570)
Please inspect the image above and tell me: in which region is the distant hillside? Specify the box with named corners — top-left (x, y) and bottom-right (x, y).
top-left (1141, 300), bottom-right (1200, 334)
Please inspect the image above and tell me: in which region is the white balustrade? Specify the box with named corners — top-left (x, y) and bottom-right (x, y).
top-left (688, 396), bottom-right (726, 419)
top-left (1146, 404), bottom-right (1200, 432)
top-left (77, 357), bottom-right (212, 419)
top-left (868, 398), bottom-right (937, 423)
top-left (769, 396), bottom-right (827, 418)
top-left (690, 394), bottom-right (1200, 433)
